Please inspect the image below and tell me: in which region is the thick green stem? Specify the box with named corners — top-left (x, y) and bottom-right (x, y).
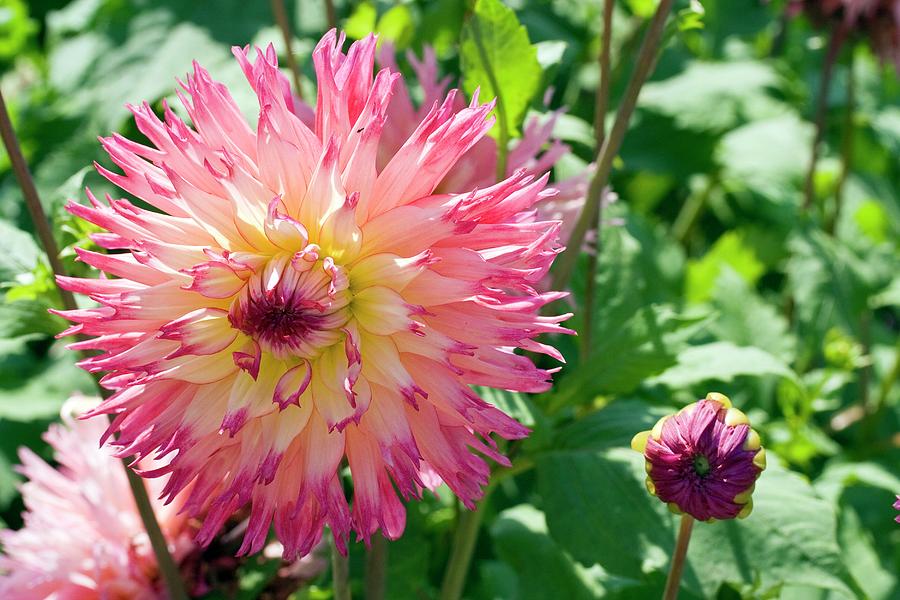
top-left (0, 89), bottom-right (188, 600)
top-left (551, 0), bottom-right (674, 291)
top-left (439, 501), bottom-right (487, 600)
top-left (331, 540), bottom-right (352, 600)
top-left (271, 0), bottom-right (304, 101)
top-left (581, 0), bottom-right (615, 362)
top-left (365, 535), bottom-right (388, 600)
top-left (662, 515), bottom-right (695, 600)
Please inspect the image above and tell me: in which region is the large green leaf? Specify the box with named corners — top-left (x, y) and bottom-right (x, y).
top-left (0, 220), bottom-right (41, 283)
top-left (640, 60), bottom-right (783, 132)
top-left (708, 268), bottom-right (796, 362)
top-left (490, 504), bottom-right (635, 600)
top-left (651, 341), bottom-right (798, 389)
top-left (460, 0), bottom-right (542, 137)
top-left (685, 230), bottom-right (765, 304)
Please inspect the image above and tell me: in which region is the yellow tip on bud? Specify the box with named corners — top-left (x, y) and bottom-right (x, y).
top-left (645, 460), bottom-right (654, 474)
top-left (650, 415), bottom-right (669, 441)
top-left (752, 448), bottom-right (767, 471)
top-left (667, 502), bottom-right (682, 515)
top-left (630, 430), bottom-right (651, 454)
top-left (737, 499), bottom-right (754, 519)
top-left (705, 392), bottom-right (732, 409)
top-left (724, 407), bottom-right (750, 427)
top-left (743, 429), bottom-right (761, 451)
top-left (645, 478), bottom-right (656, 496)
top-left (733, 484), bottom-right (755, 504)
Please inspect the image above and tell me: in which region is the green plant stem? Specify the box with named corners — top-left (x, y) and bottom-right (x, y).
top-left (271, 0), bottom-right (304, 101)
top-left (829, 50), bottom-right (855, 235)
top-left (803, 24), bottom-right (847, 212)
top-left (551, 0), bottom-right (674, 291)
top-left (0, 88), bottom-right (189, 600)
top-left (439, 500), bottom-right (487, 600)
top-left (332, 540), bottom-right (352, 600)
top-left (672, 174), bottom-right (716, 245)
top-left (581, 0), bottom-right (615, 363)
top-left (365, 535), bottom-right (388, 600)
top-left (663, 515), bottom-right (695, 600)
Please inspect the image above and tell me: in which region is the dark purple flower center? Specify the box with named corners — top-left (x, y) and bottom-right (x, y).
top-left (235, 295), bottom-right (322, 348)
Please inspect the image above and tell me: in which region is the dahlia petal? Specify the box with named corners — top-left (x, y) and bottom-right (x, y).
top-left (274, 361), bottom-right (313, 409)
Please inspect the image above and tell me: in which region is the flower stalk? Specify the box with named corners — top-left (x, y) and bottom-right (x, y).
top-left (365, 535), bottom-right (388, 600)
top-left (552, 0), bottom-right (674, 291)
top-left (271, 0), bottom-right (304, 101)
top-left (581, 0), bottom-right (615, 362)
top-left (663, 514), bottom-right (695, 600)
top-left (0, 88), bottom-right (188, 600)
top-left (803, 23), bottom-right (847, 211)
top-left (332, 539), bottom-right (352, 600)
top-left (439, 500), bottom-right (487, 600)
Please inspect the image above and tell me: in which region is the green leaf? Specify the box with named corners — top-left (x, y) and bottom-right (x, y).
top-left (0, 340), bottom-right (95, 421)
top-left (639, 61), bottom-right (782, 132)
top-left (717, 113), bottom-right (813, 204)
top-left (685, 231), bottom-right (765, 304)
top-left (708, 267), bottom-right (796, 362)
top-left (651, 341), bottom-right (798, 389)
top-left (0, 220), bottom-right (41, 283)
top-left (344, 2), bottom-right (377, 40)
top-left (460, 0), bottom-right (542, 137)
top-left (0, 299), bottom-right (66, 339)
top-left (375, 4), bottom-right (414, 50)
top-left (490, 504), bottom-right (634, 599)
top-left (686, 462), bottom-right (860, 598)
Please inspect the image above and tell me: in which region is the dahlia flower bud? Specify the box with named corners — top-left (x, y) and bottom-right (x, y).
top-left (631, 393), bottom-right (766, 522)
top-left (56, 30), bottom-right (571, 558)
top-left (0, 397), bottom-right (197, 598)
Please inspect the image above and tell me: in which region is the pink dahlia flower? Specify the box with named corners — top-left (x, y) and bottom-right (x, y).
top-left (57, 30), bottom-right (571, 558)
top-left (894, 495), bottom-right (900, 523)
top-left (374, 44), bottom-right (590, 242)
top-left (0, 397), bottom-right (196, 599)
top-left (631, 393), bottom-right (766, 522)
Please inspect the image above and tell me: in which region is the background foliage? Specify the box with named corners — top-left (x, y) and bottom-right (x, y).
top-left (1, 0), bottom-right (899, 598)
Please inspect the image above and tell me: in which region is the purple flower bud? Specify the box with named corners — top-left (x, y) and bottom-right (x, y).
top-left (631, 393), bottom-right (765, 522)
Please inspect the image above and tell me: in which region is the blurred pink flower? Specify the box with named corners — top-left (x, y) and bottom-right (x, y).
top-left (791, 0), bottom-right (900, 70)
top-left (632, 393), bottom-right (766, 521)
top-left (0, 397), bottom-right (196, 599)
top-left (57, 30), bottom-right (571, 559)
top-left (375, 44), bottom-right (591, 244)
top-left (894, 495), bottom-right (900, 523)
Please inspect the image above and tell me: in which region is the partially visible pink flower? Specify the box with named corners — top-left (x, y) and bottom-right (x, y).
top-left (790, 0), bottom-right (900, 71)
top-left (375, 44), bottom-right (591, 243)
top-left (894, 495), bottom-right (900, 523)
top-left (631, 393), bottom-right (766, 521)
top-left (0, 397), bottom-right (197, 599)
top-left (57, 30), bottom-right (570, 559)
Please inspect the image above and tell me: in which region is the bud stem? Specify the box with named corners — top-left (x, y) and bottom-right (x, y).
top-left (0, 88), bottom-right (188, 600)
top-left (270, 0), bottom-right (305, 101)
top-left (332, 538), bottom-right (352, 600)
top-left (663, 514), bottom-right (695, 600)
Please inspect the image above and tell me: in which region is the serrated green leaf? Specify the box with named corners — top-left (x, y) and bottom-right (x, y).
top-left (460, 0), bottom-right (542, 137)
top-left (652, 341), bottom-right (798, 389)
